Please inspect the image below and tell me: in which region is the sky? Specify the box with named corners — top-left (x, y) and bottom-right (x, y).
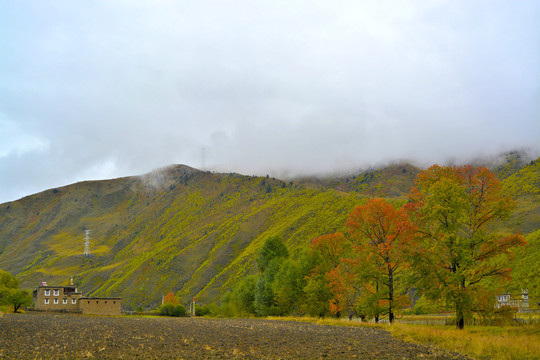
top-left (1, 1), bottom-right (539, 203)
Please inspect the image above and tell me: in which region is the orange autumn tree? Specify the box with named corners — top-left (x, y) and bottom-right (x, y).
top-left (310, 233), bottom-right (350, 270)
top-left (311, 232), bottom-right (377, 320)
top-left (347, 198), bottom-right (415, 324)
top-left (406, 165), bottom-right (525, 329)
top-left (307, 232), bottom-right (352, 317)
top-left (163, 292), bottom-right (180, 305)
top-left (326, 259), bottom-right (364, 320)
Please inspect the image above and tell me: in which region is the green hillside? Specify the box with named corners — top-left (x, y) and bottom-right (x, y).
top-left (0, 166), bottom-right (364, 310)
top-left (296, 162), bottom-right (421, 198)
top-left (1, 153), bottom-right (538, 311)
top-left (498, 158), bottom-right (540, 234)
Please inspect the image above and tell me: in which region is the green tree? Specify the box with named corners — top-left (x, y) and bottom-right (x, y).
top-left (257, 236), bottom-right (289, 272)
top-left (253, 236), bottom-right (290, 316)
top-left (7, 289), bottom-right (32, 312)
top-left (254, 260), bottom-right (282, 316)
top-left (0, 269), bottom-right (19, 289)
top-left (232, 275), bottom-right (257, 315)
top-left (406, 165), bottom-right (525, 329)
top-left (273, 250), bottom-right (314, 315)
top-left (303, 273), bottom-right (332, 317)
top-left (218, 291), bottom-right (236, 317)
top-left (0, 269), bottom-right (32, 312)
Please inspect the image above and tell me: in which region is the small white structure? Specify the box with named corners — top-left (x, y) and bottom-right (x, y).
top-left (495, 289), bottom-right (529, 312)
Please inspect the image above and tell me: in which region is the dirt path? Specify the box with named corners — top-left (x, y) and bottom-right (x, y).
top-left (0, 313), bottom-right (468, 359)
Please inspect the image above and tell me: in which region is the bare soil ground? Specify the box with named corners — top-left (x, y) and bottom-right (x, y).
top-left (0, 313), bottom-right (469, 359)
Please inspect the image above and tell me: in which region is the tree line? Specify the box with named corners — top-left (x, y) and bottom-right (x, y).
top-left (223, 165), bottom-right (526, 329)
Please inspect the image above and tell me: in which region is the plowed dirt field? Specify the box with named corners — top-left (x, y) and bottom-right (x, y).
top-left (0, 313), bottom-right (468, 359)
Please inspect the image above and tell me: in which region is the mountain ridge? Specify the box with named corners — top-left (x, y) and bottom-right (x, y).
top-left (1, 152), bottom-right (538, 310)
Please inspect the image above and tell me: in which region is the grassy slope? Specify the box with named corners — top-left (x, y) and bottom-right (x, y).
top-left (0, 166), bottom-right (362, 310)
top-left (0, 153), bottom-right (538, 310)
top-left (295, 162), bottom-right (421, 199)
top-left (500, 158), bottom-right (540, 234)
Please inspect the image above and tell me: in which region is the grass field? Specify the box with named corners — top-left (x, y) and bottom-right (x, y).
top-left (389, 323), bottom-right (540, 360)
top-left (2, 310), bottom-right (538, 359)
top-left (275, 316), bottom-right (540, 360)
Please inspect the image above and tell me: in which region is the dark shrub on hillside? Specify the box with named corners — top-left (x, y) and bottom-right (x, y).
top-left (175, 304), bottom-right (187, 317)
top-left (195, 304), bottom-right (211, 316)
top-left (159, 303), bottom-right (186, 317)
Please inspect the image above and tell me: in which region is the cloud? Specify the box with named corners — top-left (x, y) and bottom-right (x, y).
top-left (0, 116), bottom-right (50, 158)
top-left (0, 0), bottom-right (539, 203)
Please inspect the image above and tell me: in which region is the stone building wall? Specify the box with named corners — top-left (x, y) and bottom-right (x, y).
top-left (79, 298), bottom-right (122, 316)
top-left (34, 286), bottom-right (82, 312)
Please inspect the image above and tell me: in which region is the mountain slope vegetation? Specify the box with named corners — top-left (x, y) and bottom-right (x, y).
top-left (0, 152), bottom-right (538, 310)
top-left (0, 166), bottom-right (364, 309)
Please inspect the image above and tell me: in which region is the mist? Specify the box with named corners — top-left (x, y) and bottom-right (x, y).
top-left (1, 1), bottom-right (539, 203)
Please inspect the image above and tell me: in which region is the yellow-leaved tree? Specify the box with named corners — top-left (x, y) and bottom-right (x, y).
top-left (406, 165), bottom-right (525, 329)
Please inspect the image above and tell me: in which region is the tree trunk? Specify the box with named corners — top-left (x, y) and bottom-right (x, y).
top-left (456, 277), bottom-right (467, 329)
top-left (457, 312), bottom-right (464, 329)
top-left (456, 300), bottom-right (465, 329)
top-left (452, 263), bottom-right (465, 329)
top-left (388, 264), bottom-right (394, 325)
top-left (374, 279), bottom-right (380, 323)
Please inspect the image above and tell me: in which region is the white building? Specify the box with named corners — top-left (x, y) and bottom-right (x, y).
top-left (495, 289), bottom-right (529, 312)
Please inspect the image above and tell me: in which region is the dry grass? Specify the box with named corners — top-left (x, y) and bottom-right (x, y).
top-left (0, 305), bottom-right (11, 315)
top-left (389, 323), bottom-right (540, 360)
top-left (271, 316), bottom-right (540, 360)
top-left (268, 316), bottom-right (384, 328)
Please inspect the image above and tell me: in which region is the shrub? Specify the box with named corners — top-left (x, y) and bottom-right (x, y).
top-left (159, 303), bottom-right (186, 317)
top-left (175, 304), bottom-right (187, 317)
top-left (159, 303), bottom-right (175, 316)
top-left (195, 304), bottom-right (211, 316)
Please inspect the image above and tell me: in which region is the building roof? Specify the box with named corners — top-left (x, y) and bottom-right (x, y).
top-left (36, 285), bottom-right (78, 289)
top-left (34, 285), bottom-right (121, 300)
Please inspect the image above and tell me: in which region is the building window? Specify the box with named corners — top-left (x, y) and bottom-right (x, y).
top-left (72, 299), bottom-right (77, 304)
top-left (44, 289), bottom-right (50, 296)
top-left (53, 299), bottom-right (59, 304)
top-left (63, 299), bottom-right (68, 304)
top-left (44, 299), bottom-right (49, 304)
top-left (53, 289), bottom-right (60, 296)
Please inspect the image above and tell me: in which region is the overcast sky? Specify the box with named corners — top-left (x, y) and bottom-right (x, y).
top-left (1, 1), bottom-right (539, 203)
